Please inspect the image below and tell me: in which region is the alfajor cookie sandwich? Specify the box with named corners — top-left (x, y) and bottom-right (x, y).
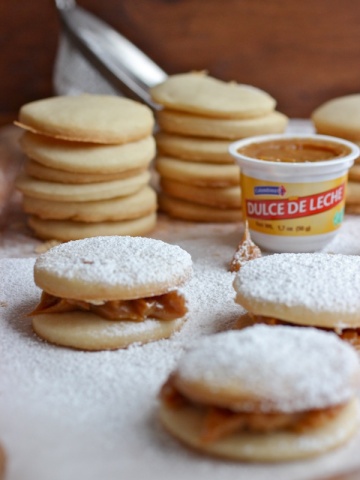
top-left (30, 236), bottom-right (192, 350)
top-left (233, 253), bottom-right (360, 347)
top-left (159, 325), bottom-right (360, 461)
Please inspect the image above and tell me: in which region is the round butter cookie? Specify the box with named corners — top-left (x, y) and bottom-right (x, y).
top-left (349, 164), bottom-right (360, 182)
top-left (159, 325), bottom-right (360, 461)
top-left (32, 312), bottom-right (186, 351)
top-left (157, 109), bottom-right (288, 140)
top-left (159, 194), bottom-right (242, 223)
top-left (28, 212), bottom-right (157, 241)
top-left (312, 94), bottom-right (360, 141)
top-left (346, 181), bottom-right (360, 204)
top-left (156, 156), bottom-right (240, 187)
top-left (22, 186), bottom-right (157, 222)
top-left (16, 95), bottom-right (154, 144)
top-left (155, 132), bottom-right (234, 163)
top-left (25, 159), bottom-right (145, 184)
top-left (160, 178), bottom-right (241, 208)
top-left (20, 132), bottom-right (155, 174)
top-left (31, 236), bottom-right (192, 350)
top-left (150, 72), bottom-right (276, 119)
top-left (16, 171), bottom-right (150, 202)
top-left (346, 204), bottom-right (360, 214)
top-left (233, 253), bottom-right (360, 346)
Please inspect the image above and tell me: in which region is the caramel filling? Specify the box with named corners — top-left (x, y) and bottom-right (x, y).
top-left (250, 314), bottom-right (360, 346)
top-left (160, 377), bottom-right (344, 444)
top-left (31, 290), bottom-right (187, 322)
top-left (238, 138), bottom-right (351, 163)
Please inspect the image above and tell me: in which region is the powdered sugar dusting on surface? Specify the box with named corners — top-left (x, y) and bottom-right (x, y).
top-left (175, 325), bottom-right (360, 412)
top-left (34, 235), bottom-right (193, 291)
top-left (2, 225), bottom-right (360, 479)
top-left (233, 253), bottom-right (360, 315)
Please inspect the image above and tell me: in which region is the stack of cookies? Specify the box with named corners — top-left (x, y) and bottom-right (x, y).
top-left (312, 94), bottom-right (360, 214)
top-left (150, 72), bottom-right (288, 222)
top-left (15, 94), bottom-right (157, 241)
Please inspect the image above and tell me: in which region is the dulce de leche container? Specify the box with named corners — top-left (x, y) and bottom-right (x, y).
top-left (229, 133), bottom-right (359, 252)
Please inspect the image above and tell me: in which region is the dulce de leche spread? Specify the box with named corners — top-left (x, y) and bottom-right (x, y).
top-left (238, 138), bottom-right (351, 163)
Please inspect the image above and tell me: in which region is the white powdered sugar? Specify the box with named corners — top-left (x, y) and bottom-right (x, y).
top-left (3, 216), bottom-right (360, 479)
top-left (233, 253), bottom-right (360, 315)
top-left (175, 325), bottom-right (360, 412)
top-left (34, 235), bottom-right (193, 290)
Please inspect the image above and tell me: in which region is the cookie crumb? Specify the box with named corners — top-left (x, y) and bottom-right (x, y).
top-left (229, 221), bottom-right (261, 272)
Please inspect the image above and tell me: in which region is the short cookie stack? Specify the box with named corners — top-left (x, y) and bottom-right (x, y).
top-left (150, 72), bottom-right (288, 222)
top-left (312, 94), bottom-right (360, 214)
top-left (15, 94), bottom-right (157, 241)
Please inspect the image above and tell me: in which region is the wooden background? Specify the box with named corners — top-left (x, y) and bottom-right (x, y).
top-left (1, 0), bottom-right (360, 125)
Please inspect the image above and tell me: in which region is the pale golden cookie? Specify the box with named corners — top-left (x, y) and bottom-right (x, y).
top-left (312, 94), bottom-right (360, 141)
top-left (159, 326), bottom-right (360, 461)
top-left (31, 236), bottom-right (192, 350)
top-left (28, 212), bottom-right (157, 241)
top-left (157, 109), bottom-right (288, 139)
top-left (32, 313), bottom-right (185, 351)
top-left (160, 178), bottom-right (241, 208)
top-left (16, 171), bottom-right (150, 202)
top-left (159, 193), bottom-right (242, 223)
top-left (20, 132), bottom-right (155, 174)
top-left (346, 181), bottom-right (360, 204)
top-left (150, 72), bottom-right (276, 119)
top-left (346, 204), bottom-right (360, 214)
top-left (16, 95), bottom-right (154, 144)
top-left (349, 164), bottom-right (360, 181)
top-left (22, 186), bottom-right (157, 222)
top-left (25, 159), bottom-right (144, 184)
top-left (156, 156), bottom-right (240, 187)
top-left (155, 132), bottom-right (234, 163)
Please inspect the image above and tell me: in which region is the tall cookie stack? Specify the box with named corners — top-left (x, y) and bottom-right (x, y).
top-left (15, 94), bottom-right (157, 241)
top-left (312, 94), bottom-right (360, 214)
top-left (150, 72), bottom-right (288, 222)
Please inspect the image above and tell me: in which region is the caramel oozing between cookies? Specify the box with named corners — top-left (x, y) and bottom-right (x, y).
top-left (31, 290), bottom-right (187, 322)
top-left (160, 377), bottom-right (346, 443)
top-left (246, 314), bottom-right (360, 347)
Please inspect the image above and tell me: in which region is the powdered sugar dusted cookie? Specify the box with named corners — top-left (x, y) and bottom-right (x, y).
top-left (159, 325), bottom-right (360, 461)
top-left (16, 95), bottom-right (154, 144)
top-left (31, 236), bottom-right (193, 350)
top-left (233, 253), bottom-right (360, 346)
top-left (150, 72), bottom-right (276, 119)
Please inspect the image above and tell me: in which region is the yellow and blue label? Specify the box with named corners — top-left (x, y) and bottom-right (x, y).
top-left (241, 173), bottom-right (347, 236)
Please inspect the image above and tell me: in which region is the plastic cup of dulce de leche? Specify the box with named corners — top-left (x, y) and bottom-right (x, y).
top-left (229, 133), bottom-right (360, 253)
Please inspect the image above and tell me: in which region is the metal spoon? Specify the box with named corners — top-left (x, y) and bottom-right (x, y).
top-left (54, 0), bottom-right (167, 109)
